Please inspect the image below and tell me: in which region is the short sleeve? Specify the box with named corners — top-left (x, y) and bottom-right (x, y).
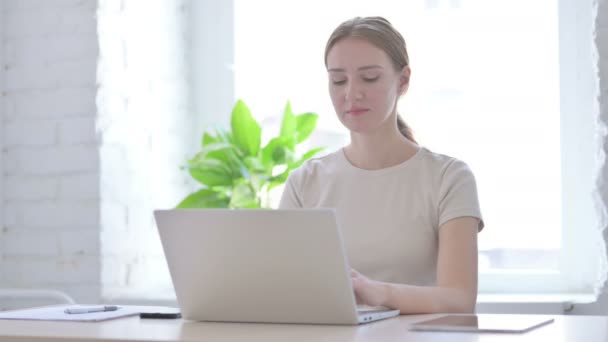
top-left (278, 169), bottom-right (303, 209)
top-left (437, 159), bottom-right (484, 231)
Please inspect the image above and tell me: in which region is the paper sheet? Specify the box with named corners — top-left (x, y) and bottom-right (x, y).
top-left (0, 305), bottom-right (170, 322)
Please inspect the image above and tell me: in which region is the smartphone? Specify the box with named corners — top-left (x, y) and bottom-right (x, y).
top-left (139, 312), bottom-right (182, 319)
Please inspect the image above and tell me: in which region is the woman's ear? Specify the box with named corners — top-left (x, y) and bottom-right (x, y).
top-left (398, 66), bottom-right (411, 95)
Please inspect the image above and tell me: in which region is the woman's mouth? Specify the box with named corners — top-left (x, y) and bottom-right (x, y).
top-left (346, 108), bottom-right (369, 116)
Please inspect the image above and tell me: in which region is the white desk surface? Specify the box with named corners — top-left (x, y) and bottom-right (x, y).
top-left (0, 313), bottom-right (606, 342)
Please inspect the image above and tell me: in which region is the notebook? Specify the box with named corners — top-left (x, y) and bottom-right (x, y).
top-left (0, 305), bottom-right (137, 322)
top-left (0, 305), bottom-right (179, 322)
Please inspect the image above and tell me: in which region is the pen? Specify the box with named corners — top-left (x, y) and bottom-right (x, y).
top-left (64, 306), bottom-right (120, 314)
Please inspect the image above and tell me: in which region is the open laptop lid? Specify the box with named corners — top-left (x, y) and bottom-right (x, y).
top-left (154, 208), bottom-right (362, 325)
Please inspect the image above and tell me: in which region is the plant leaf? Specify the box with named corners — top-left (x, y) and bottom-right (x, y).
top-left (261, 136), bottom-right (296, 167)
top-left (285, 135), bottom-right (298, 152)
top-left (231, 100), bottom-right (261, 156)
top-left (229, 183), bottom-right (260, 208)
top-left (295, 113), bottom-right (318, 144)
top-left (261, 137), bottom-right (282, 170)
top-left (176, 189), bottom-right (230, 208)
top-left (202, 132), bottom-right (218, 147)
top-left (198, 133), bottom-right (250, 181)
top-left (289, 147), bottom-right (324, 170)
top-left (280, 101), bottom-right (296, 138)
top-left (272, 145), bottom-right (292, 164)
top-left (189, 159), bottom-right (233, 187)
top-left (215, 128), bottom-right (234, 144)
top-left (229, 154), bottom-right (251, 181)
top-left (244, 156), bottom-right (265, 173)
top-left (197, 143), bottom-right (241, 173)
top-left (189, 144), bottom-right (234, 174)
top-left (268, 168), bottom-right (292, 190)
top-left (191, 143), bottom-right (235, 161)
top-left (249, 172), bottom-right (270, 193)
top-left (267, 147), bottom-right (324, 191)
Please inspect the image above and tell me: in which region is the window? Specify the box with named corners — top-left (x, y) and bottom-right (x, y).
top-left (237, 0), bottom-right (563, 272)
top-left (203, 0), bottom-right (602, 296)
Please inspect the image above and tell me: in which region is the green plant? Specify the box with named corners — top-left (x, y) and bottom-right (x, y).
top-left (177, 99), bottom-right (324, 209)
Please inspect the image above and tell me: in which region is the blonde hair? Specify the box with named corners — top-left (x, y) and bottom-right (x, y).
top-left (324, 16), bottom-right (416, 143)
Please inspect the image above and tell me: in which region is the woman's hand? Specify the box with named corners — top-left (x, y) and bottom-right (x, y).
top-left (350, 268), bottom-right (389, 307)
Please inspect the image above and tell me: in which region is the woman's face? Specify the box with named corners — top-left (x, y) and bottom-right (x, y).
top-left (326, 37), bottom-right (409, 134)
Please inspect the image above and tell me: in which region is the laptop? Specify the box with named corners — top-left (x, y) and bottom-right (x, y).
top-left (154, 208), bottom-right (400, 325)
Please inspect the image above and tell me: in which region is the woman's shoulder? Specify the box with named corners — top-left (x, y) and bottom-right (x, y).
top-left (417, 147), bottom-right (474, 176)
top-left (287, 149), bottom-right (344, 182)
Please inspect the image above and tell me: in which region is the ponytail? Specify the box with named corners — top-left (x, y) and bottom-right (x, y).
top-left (397, 115), bottom-right (416, 143)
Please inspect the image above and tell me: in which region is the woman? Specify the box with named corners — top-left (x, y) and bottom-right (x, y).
top-left (279, 16), bottom-right (484, 314)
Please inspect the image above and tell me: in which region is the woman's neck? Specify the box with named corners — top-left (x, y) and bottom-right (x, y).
top-left (344, 126), bottom-right (419, 170)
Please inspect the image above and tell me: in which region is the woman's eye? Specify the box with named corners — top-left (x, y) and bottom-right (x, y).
top-left (362, 76), bottom-right (379, 83)
top-left (332, 79), bottom-right (347, 85)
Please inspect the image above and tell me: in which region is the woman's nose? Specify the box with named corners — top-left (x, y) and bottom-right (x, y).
top-left (345, 81), bottom-right (363, 101)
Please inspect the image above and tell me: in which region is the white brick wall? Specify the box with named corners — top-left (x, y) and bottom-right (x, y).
top-left (4, 88), bottom-right (96, 120)
top-left (592, 0), bottom-right (608, 314)
top-left (97, 0), bottom-right (195, 301)
top-left (568, 0), bottom-right (608, 315)
top-left (0, 0), bottom-right (101, 305)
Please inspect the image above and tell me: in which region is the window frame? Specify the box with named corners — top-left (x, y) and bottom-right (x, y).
top-left (192, 0), bottom-right (603, 298)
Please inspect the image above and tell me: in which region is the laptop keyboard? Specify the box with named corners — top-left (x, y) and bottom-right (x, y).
top-left (356, 306), bottom-right (391, 314)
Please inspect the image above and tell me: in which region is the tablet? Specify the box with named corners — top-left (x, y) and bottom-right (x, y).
top-left (409, 314), bottom-right (554, 333)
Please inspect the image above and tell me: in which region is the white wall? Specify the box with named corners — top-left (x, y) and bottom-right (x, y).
top-left (0, 0), bottom-right (101, 304)
top-left (0, 0), bottom-right (4, 289)
top-left (190, 0), bottom-right (235, 130)
top-left (569, 0), bottom-right (608, 315)
top-left (96, 0), bottom-right (195, 302)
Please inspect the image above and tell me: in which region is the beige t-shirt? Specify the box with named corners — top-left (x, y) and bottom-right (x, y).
top-left (279, 147), bottom-right (484, 286)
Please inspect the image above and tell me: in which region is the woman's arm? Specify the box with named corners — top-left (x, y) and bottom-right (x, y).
top-left (278, 173), bottom-right (303, 209)
top-left (351, 216), bottom-right (479, 314)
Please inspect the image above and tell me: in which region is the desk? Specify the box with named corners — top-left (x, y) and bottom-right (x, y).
top-left (0, 314), bottom-right (606, 342)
